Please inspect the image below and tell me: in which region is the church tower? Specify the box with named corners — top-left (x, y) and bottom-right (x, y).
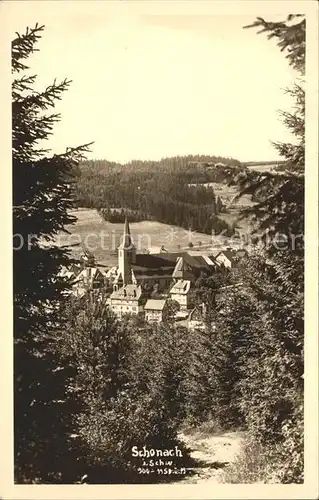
top-left (118, 217), bottom-right (136, 285)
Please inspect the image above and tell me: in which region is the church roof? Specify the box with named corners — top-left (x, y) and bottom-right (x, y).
top-left (115, 218), bottom-right (219, 281)
top-left (132, 253), bottom-right (183, 272)
top-left (108, 250), bottom-right (216, 280)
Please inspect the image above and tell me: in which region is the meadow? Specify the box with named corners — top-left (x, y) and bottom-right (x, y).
top-left (55, 208), bottom-right (228, 267)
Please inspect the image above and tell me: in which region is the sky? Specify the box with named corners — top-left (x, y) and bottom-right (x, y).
top-left (3, 1), bottom-right (299, 163)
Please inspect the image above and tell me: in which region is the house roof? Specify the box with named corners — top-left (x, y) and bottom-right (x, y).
top-left (170, 280), bottom-right (191, 295)
top-left (208, 249), bottom-right (223, 258)
top-left (216, 249), bottom-right (235, 262)
top-left (110, 284), bottom-right (143, 300)
top-left (188, 306), bottom-right (204, 322)
top-left (144, 299), bottom-right (167, 311)
top-left (77, 267), bottom-right (105, 281)
top-left (172, 256), bottom-right (194, 279)
top-left (216, 248), bottom-right (248, 262)
top-left (201, 255), bottom-right (217, 267)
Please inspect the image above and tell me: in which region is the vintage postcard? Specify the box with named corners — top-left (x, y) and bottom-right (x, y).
top-left (0, 0), bottom-right (318, 499)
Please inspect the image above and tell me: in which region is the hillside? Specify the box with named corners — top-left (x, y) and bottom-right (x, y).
top-left (54, 208), bottom-right (228, 267)
top-left (73, 155), bottom-right (251, 237)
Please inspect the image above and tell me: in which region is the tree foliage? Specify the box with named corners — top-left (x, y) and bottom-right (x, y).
top-left (196, 14), bottom-right (305, 483)
top-left (13, 24), bottom-right (91, 482)
top-left (55, 294), bottom-right (191, 483)
top-left (74, 157), bottom-right (237, 236)
top-left (225, 15), bottom-right (305, 248)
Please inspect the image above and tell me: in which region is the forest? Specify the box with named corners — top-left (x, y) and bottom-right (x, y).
top-left (12, 14), bottom-right (306, 486)
top-left (73, 156), bottom-right (241, 236)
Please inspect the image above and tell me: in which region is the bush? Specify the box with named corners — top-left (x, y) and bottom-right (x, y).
top-left (56, 294), bottom-right (191, 483)
top-left (75, 391), bottom-right (190, 483)
top-left (222, 437), bottom-right (277, 484)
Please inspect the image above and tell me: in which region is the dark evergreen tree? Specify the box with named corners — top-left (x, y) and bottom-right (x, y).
top-left (230, 15), bottom-right (305, 247)
top-left (56, 296), bottom-right (190, 483)
top-left (213, 15), bottom-right (305, 483)
top-left (12, 24), bottom-right (91, 482)
top-left (189, 15), bottom-right (305, 483)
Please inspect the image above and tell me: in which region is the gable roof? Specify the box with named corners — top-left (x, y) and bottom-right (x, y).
top-left (133, 252), bottom-right (182, 270)
top-left (144, 299), bottom-right (167, 311)
top-left (188, 306), bottom-right (204, 322)
top-left (201, 255), bottom-right (217, 267)
top-left (209, 249), bottom-right (223, 258)
top-left (215, 249), bottom-right (235, 262)
top-left (110, 284), bottom-right (143, 300)
top-left (77, 267), bottom-right (105, 282)
top-left (170, 280), bottom-right (191, 295)
top-left (172, 256), bottom-right (194, 279)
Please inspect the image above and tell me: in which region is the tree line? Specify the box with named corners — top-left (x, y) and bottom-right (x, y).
top-left (74, 159), bottom-right (235, 235)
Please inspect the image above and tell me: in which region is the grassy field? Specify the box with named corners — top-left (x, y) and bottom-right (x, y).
top-left (207, 182), bottom-right (254, 208)
top-left (246, 164), bottom-right (278, 173)
top-left (188, 182), bottom-right (254, 232)
top-left (54, 209), bottom-right (229, 268)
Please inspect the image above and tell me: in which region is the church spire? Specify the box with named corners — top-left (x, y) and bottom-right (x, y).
top-left (119, 216), bottom-right (134, 249)
top-left (118, 216), bottom-right (136, 285)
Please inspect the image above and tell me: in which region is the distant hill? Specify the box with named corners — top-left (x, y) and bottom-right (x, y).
top-left (73, 155), bottom-right (244, 237)
top-left (75, 155), bottom-right (241, 175)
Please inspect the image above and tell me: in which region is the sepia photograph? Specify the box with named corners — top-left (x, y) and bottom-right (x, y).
top-left (0, 0), bottom-right (318, 498)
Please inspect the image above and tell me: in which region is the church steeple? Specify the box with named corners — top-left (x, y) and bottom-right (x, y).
top-left (118, 217), bottom-right (136, 285)
top-left (119, 216), bottom-right (134, 250)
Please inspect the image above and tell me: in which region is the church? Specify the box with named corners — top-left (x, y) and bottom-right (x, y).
top-left (106, 218), bottom-right (217, 292)
top-left (107, 218), bottom-right (217, 318)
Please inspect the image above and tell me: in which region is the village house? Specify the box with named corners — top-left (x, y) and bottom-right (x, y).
top-left (215, 248), bottom-right (248, 268)
top-left (144, 299), bottom-right (167, 323)
top-left (215, 249), bottom-right (235, 268)
top-left (108, 284), bottom-right (145, 318)
top-left (187, 305), bottom-right (207, 331)
top-left (169, 280), bottom-right (191, 310)
top-left (76, 266), bottom-right (106, 290)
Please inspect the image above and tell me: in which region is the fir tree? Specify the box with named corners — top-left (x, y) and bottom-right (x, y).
top-left (214, 15), bottom-right (305, 483)
top-left (12, 24), bottom-right (91, 482)
top-left (230, 14), bottom-right (305, 248)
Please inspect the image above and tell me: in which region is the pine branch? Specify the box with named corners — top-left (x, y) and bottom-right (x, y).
top-left (12, 24), bottom-right (45, 73)
top-left (243, 15), bottom-right (305, 74)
